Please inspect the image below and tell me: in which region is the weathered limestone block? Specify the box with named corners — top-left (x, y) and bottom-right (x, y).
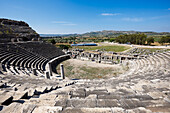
top-left (32, 106), bottom-right (62, 113)
top-left (71, 89), bottom-right (86, 98)
top-left (21, 104), bottom-right (36, 113)
top-left (35, 87), bottom-right (47, 94)
top-left (147, 91), bottom-right (166, 100)
top-left (62, 107), bottom-right (113, 113)
top-left (97, 99), bottom-right (120, 107)
top-left (9, 91), bottom-right (28, 100)
top-left (126, 107), bottom-right (152, 113)
top-left (0, 95), bottom-right (13, 105)
top-left (66, 99), bottom-right (97, 108)
top-left (0, 102), bottom-right (22, 113)
top-left (25, 98), bottom-right (57, 106)
top-left (86, 89), bottom-right (109, 96)
top-left (85, 94), bottom-right (97, 99)
top-left (119, 99), bottom-right (145, 109)
top-left (26, 88), bottom-right (36, 97)
top-left (98, 94), bottom-right (121, 100)
top-left (111, 107), bottom-right (125, 113)
top-left (39, 94), bottom-right (58, 100)
top-left (55, 94), bottom-right (71, 107)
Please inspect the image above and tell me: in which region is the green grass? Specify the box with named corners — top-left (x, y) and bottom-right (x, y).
top-left (153, 37), bottom-right (161, 42)
top-left (73, 45), bottom-right (131, 52)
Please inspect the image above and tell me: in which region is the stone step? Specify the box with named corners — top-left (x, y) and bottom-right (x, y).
top-left (32, 106), bottom-right (62, 113)
top-left (62, 107), bottom-right (152, 113)
top-left (1, 91), bottom-right (28, 100)
top-left (0, 102), bottom-right (36, 113)
top-left (0, 95), bottom-right (13, 105)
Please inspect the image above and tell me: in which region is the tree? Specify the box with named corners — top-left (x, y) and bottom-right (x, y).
top-left (48, 39), bottom-right (56, 44)
top-left (158, 36), bottom-right (170, 45)
top-left (115, 33), bottom-right (147, 45)
top-left (109, 38), bottom-right (116, 42)
top-left (147, 37), bottom-right (154, 45)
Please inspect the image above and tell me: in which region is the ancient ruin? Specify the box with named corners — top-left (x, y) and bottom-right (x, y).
top-left (0, 19), bottom-right (170, 113)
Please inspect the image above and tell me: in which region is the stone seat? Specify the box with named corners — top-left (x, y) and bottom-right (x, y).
top-left (35, 87), bottom-right (48, 94)
top-left (62, 107), bottom-right (153, 113)
top-left (0, 95), bottom-right (13, 105)
top-left (32, 106), bottom-right (62, 113)
top-left (0, 102), bottom-right (36, 113)
top-left (2, 91), bottom-right (28, 100)
top-left (24, 98), bottom-right (57, 106)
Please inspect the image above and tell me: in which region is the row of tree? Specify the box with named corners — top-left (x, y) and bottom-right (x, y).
top-left (158, 36), bottom-right (170, 44)
top-left (46, 37), bottom-right (107, 44)
top-left (45, 34), bottom-right (170, 46)
top-left (113, 33), bottom-right (147, 45)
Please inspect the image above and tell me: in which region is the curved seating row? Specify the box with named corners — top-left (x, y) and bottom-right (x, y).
top-left (125, 51), bottom-right (170, 76)
top-left (0, 42), bottom-right (65, 77)
top-left (15, 41), bottom-right (65, 59)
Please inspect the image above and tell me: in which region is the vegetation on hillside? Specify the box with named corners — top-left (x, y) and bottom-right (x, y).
top-left (158, 36), bottom-right (170, 44)
top-left (115, 33), bottom-right (147, 45)
top-left (146, 37), bottom-right (154, 45)
top-left (43, 31), bottom-right (170, 46)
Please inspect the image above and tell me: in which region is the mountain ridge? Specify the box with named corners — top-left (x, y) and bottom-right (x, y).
top-left (40, 30), bottom-right (170, 37)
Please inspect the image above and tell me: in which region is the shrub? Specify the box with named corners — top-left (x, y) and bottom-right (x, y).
top-left (147, 37), bottom-right (154, 45)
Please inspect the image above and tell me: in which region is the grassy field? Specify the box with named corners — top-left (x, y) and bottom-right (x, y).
top-left (72, 45), bottom-right (131, 52)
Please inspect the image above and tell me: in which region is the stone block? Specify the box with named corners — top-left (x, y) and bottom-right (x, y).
top-left (66, 99), bottom-right (97, 108)
top-left (97, 99), bottom-right (121, 107)
top-left (32, 106), bottom-right (62, 113)
top-left (62, 107), bottom-right (112, 113)
top-left (0, 95), bottom-right (13, 105)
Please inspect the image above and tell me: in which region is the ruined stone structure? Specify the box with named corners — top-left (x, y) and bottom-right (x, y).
top-left (0, 41), bottom-right (69, 78)
top-left (0, 19), bottom-right (170, 113)
top-left (0, 50), bottom-right (170, 112)
top-left (69, 49), bottom-right (143, 65)
top-left (68, 48), bottom-right (168, 66)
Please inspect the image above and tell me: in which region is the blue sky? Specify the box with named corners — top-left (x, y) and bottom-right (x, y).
top-left (0, 0), bottom-right (170, 34)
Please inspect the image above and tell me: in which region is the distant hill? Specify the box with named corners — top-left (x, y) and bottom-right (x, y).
top-left (78, 30), bottom-right (170, 37)
top-left (41, 30), bottom-right (170, 38)
top-left (40, 34), bottom-right (63, 37)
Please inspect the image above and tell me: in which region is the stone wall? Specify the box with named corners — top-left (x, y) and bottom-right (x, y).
top-left (68, 49), bottom-right (138, 65)
top-left (46, 55), bottom-right (70, 74)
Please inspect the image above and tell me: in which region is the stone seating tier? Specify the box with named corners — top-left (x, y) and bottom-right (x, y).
top-left (15, 42), bottom-right (65, 59)
top-left (0, 43), bottom-right (169, 112)
top-left (0, 42), bottom-right (65, 76)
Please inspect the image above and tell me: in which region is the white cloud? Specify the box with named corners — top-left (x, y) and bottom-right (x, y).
top-left (168, 8), bottom-right (170, 10)
top-left (101, 13), bottom-right (120, 16)
top-left (62, 23), bottom-right (77, 26)
top-left (122, 17), bottom-right (144, 22)
top-left (52, 21), bottom-right (68, 24)
top-left (52, 21), bottom-right (77, 26)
